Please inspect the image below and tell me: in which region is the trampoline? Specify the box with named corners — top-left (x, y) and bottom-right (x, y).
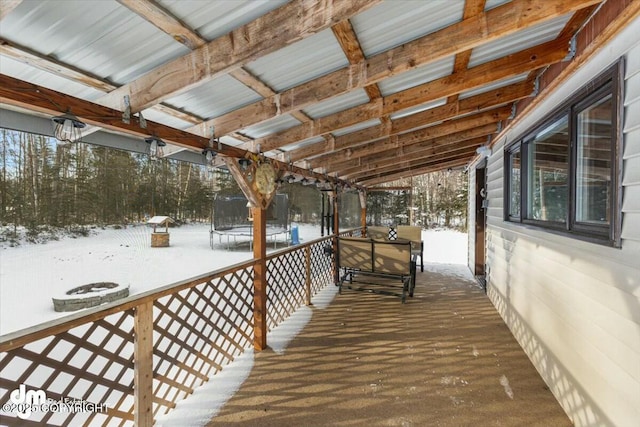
top-left (210, 194), bottom-right (290, 250)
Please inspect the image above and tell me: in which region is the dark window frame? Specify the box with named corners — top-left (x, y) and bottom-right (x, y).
top-left (504, 59), bottom-right (624, 247)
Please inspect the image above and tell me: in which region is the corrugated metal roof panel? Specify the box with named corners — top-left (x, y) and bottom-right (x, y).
top-left (244, 28), bottom-right (349, 92)
top-left (0, 1), bottom-right (189, 85)
top-left (485, 0), bottom-right (512, 11)
top-left (219, 135), bottom-right (247, 148)
top-left (469, 14), bottom-right (572, 67)
top-left (0, 56), bottom-right (105, 102)
top-left (242, 115), bottom-right (301, 139)
top-left (459, 73), bottom-right (529, 99)
top-left (390, 99), bottom-right (448, 120)
top-left (351, 0), bottom-right (465, 58)
top-left (378, 56), bottom-right (455, 97)
top-left (280, 136), bottom-right (326, 153)
top-left (332, 119), bottom-right (382, 137)
top-left (158, 0), bottom-right (288, 41)
top-left (302, 89), bottom-right (370, 119)
top-left (165, 75), bottom-right (262, 120)
top-left (138, 107), bottom-right (194, 131)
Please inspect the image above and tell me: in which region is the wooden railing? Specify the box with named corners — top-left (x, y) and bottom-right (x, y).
top-left (0, 230), bottom-right (361, 426)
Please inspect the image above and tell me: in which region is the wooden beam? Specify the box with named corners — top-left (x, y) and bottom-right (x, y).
top-left (331, 19), bottom-right (382, 102)
top-left (192, 0), bottom-right (600, 137)
top-left (503, 0), bottom-right (640, 148)
top-left (324, 122), bottom-right (498, 174)
top-left (117, 0), bottom-right (205, 50)
top-left (134, 301), bottom-right (154, 427)
top-left (285, 79), bottom-right (532, 162)
top-left (256, 36), bottom-right (562, 154)
top-left (0, 39), bottom-right (116, 92)
top-left (0, 74), bottom-right (336, 185)
top-left (252, 207), bottom-right (268, 351)
top-left (447, 0), bottom-right (487, 104)
top-left (382, 37), bottom-right (568, 113)
top-left (340, 137), bottom-right (488, 179)
top-left (0, 39), bottom-right (204, 126)
top-left (360, 157), bottom-right (472, 187)
top-left (116, 0), bottom-right (304, 134)
top-left (100, 0), bottom-right (381, 113)
top-left (317, 106), bottom-right (510, 168)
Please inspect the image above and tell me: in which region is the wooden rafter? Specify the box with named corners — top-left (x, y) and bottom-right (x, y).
top-left (189, 0), bottom-right (600, 138)
top-left (0, 38), bottom-right (203, 128)
top-left (252, 37), bottom-right (565, 154)
top-left (447, 0), bottom-right (487, 105)
top-left (2, 0), bottom-right (630, 188)
top-left (326, 124), bottom-right (498, 175)
top-left (116, 0), bottom-right (204, 50)
top-left (314, 105), bottom-right (511, 169)
top-left (340, 137), bottom-right (488, 180)
top-left (281, 78), bottom-right (533, 163)
top-left (350, 152), bottom-right (479, 184)
top-left (0, 74), bottom-right (338, 186)
top-left (331, 19), bottom-right (382, 101)
top-left (361, 158), bottom-right (471, 187)
top-left (99, 0), bottom-right (381, 113)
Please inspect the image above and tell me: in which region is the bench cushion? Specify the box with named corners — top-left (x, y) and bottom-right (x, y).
top-left (373, 239), bottom-right (411, 275)
top-left (338, 237), bottom-right (372, 271)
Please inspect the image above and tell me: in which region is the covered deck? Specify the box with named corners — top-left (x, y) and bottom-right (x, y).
top-left (179, 264), bottom-right (570, 426)
top-left (1, 1), bottom-right (638, 425)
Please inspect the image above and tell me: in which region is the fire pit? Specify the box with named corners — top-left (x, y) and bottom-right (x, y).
top-left (52, 282), bottom-right (129, 312)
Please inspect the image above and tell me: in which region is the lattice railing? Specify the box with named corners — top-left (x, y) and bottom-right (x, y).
top-left (309, 240), bottom-right (334, 296)
top-left (0, 262), bottom-right (254, 426)
top-left (0, 230), bottom-right (362, 425)
top-left (266, 246), bottom-right (307, 330)
top-left (0, 311), bottom-right (136, 426)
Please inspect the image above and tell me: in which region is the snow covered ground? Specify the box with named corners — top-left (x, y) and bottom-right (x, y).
top-left (1, 224), bottom-right (470, 425)
top-left (0, 224), bottom-right (469, 335)
top-left (0, 223), bottom-right (322, 335)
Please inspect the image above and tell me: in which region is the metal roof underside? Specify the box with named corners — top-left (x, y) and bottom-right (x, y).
top-left (0, 0), bottom-right (611, 187)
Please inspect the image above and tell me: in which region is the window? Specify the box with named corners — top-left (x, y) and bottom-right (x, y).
top-left (506, 145), bottom-right (521, 220)
top-left (505, 60), bottom-right (622, 246)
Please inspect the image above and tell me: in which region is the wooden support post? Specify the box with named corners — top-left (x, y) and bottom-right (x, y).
top-left (252, 206), bottom-right (268, 351)
top-left (134, 301), bottom-right (154, 427)
top-left (305, 246), bottom-right (312, 306)
top-left (332, 189), bottom-right (340, 284)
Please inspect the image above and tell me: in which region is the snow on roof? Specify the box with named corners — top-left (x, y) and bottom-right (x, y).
top-left (147, 216), bottom-right (174, 225)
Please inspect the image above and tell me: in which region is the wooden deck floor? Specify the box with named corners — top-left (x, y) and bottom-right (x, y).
top-left (206, 264), bottom-right (571, 426)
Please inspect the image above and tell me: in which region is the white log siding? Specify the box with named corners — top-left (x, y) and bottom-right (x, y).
top-left (468, 17), bottom-right (640, 427)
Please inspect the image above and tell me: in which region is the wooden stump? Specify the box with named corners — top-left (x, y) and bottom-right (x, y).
top-left (151, 232), bottom-right (170, 247)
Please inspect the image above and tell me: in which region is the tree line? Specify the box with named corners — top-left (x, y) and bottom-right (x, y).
top-left (0, 130), bottom-right (215, 230)
top-left (0, 129), bottom-right (467, 236)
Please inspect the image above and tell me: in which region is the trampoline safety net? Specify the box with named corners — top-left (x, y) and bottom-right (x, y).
top-left (213, 194), bottom-right (288, 231)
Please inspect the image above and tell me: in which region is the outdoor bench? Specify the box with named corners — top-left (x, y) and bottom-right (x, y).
top-left (366, 225), bottom-right (424, 272)
top-left (337, 236), bottom-right (416, 303)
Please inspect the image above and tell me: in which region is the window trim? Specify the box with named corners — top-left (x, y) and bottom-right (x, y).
top-left (504, 59), bottom-right (624, 247)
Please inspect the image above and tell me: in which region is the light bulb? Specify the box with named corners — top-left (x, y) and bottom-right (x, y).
top-left (149, 140), bottom-right (158, 158)
top-left (62, 119), bottom-right (74, 138)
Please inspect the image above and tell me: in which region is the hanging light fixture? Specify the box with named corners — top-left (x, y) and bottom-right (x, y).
top-left (202, 147), bottom-right (217, 163)
top-left (238, 157), bottom-right (252, 171)
top-left (52, 112), bottom-right (86, 143)
top-left (145, 136), bottom-right (166, 161)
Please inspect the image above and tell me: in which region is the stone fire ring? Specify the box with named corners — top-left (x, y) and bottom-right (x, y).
top-left (53, 282), bottom-right (130, 312)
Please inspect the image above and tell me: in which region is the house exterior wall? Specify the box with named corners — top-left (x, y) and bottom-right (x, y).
top-left (468, 17), bottom-right (640, 427)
